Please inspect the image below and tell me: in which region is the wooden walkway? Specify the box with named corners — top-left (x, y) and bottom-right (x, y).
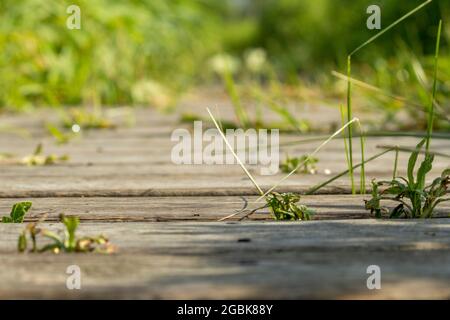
top-left (0, 107), bottom-right (449, 299)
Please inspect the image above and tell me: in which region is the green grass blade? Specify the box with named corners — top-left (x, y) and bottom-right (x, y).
top-left (349, 0), bottom-right (432, 56)
top-left (346, 56), bottom-right (355, 194)
top-left (206, 107), bottom-right (264, 196)
top-left (223, 71), bottom-right (250, 128)
top-left (356, 121), bottom-right (366, 194)
top-left (339, 104), bottom-right (351, 177)
top-left (426, 19), bottom-right (442, 153)
top-left (393, 148), bottom-right (399, 179)
top-left (306, 148), bottom-right (394, 195)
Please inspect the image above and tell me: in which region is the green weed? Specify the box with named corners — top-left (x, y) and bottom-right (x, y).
top-left (365, 140), bottom-right (449, 218)
top-left (18, 214), bottom-right (116, 254)
top-left (266, 192), bottom-right (313, 221)
top-left (1, 202), bottom-right (32, 223)
top-left (343, 0), bottom-right (432, 194)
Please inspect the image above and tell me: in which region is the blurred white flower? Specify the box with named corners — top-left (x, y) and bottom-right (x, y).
top-left (245, 48), bottom-right (267, 73)
top-left (209, 53), bottom-right (240, 75)
top-left (131, 79), bottom-right (171, 109)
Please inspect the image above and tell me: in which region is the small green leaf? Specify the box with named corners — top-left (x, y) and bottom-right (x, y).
top-left (390, 204), bottom-right (405, 219)
top-left (10, 202), bottom-right (32, 223)
top-left (407, 139), bottom-right (425, 186)
top-left (2, 202), bottom-right (32, 223)
top-left (416, 154), bottom-right (434, 190)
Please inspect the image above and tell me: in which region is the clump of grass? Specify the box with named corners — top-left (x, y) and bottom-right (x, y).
top-left (1, 202), bottom-right (32, 223)
top-left (365, 139), bottom-right (449, 218)
top-left (21, 143), bottom-right (69, 166)
top-left (266, 192), bottom-right (313, 220)
top-left (280, 154), bottom-right (318, 174)
top-left (343, 0), bottom-right (432, 194)
top-left (18, 214), bottom-right (116, 254)
top-left (365, 18), bottom-right (445, 219)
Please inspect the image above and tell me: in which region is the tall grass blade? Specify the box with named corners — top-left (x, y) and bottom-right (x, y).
top-left (206, 107), bottom-right (263, 196)
top-left (426, 19), bottom-right (442, 153)
top-left (223, 71), bottom-right (250, 128)
top-left (393, 148), bottom-right (399, 179)
top-left (346, 56), bottom-right (355, 194)
top-left (332, 70), bottom-right (449, 121)
top-left (339, 104), bottom-right (350, 176)
top-left (356, 121), bottom-right (366, 194)
top-left (349, 0), bottom-right (432, 56)
top-left (343, 0), bottom-right (432, 193)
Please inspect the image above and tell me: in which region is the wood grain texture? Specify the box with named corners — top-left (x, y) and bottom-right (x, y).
top-left (0, 195), bottom-right (448, 222)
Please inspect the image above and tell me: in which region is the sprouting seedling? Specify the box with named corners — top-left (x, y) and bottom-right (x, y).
top-left (18, 214), bottom-right (116, 254)
top-left (365, 139), bottom-right (449, 219)
top-left (343, 0), bottom-right (432, 194)
top-left (21, 143), bottom-right (69, 166)
top-left (207, 107), bottom-right (313, 221)
top-left (1, 202), bottom-right (32, 223)
top-left (280, 154), bottom-right (318, 174)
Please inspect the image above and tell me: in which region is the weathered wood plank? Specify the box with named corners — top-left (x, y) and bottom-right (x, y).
top-left (1, 106), bottom-right (448, 198)
top-left (0, 219), bottom-right (449, 299)
top-left (0, 195), bottom-right (448, 222)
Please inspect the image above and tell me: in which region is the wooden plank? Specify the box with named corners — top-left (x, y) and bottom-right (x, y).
top-left (0, 219), bottom-right (449, 299)
top-left (1, 106), bottom-right (448, 197)
top-left (0, 195), bottom-right (448, 222)
top-left (0, 136), bottom-right (448, 197)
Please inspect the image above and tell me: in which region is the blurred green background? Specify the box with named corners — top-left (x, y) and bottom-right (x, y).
top-left (0, 0), bottom-right (448, 110)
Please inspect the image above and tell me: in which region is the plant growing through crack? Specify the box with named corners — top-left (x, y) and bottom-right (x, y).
top-left (18, 214), bottom-right (116, 254)
top-left (207, 108), bottom-right (364, 221)
top-left (365, 139), bottom-right (449, 218)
